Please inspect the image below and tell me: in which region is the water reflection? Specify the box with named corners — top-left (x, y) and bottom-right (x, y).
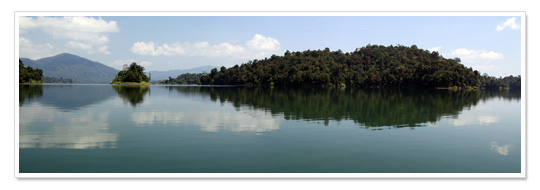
top-left (19, 105), bottom-right (117, 149)
top-left (19, 84), bottom-right (116, 111)
top-left (490, 142), bottom-right (511, 156)
top-left (112, 85), bottom-right (150, 107)
top-left (19, 84), bottom-right (43, 106)
top-left (131, 109), bottom-right (280, 132)
top-left (162, 86), bottom-right (520, 129)
top-left (450, 115), bottom-right (500, 126)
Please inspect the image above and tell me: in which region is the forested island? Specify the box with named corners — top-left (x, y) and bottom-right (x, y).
top-left (198, 45), bottom-right (520, 89)
top-left (156, 73), bottom-right (204, 85)
top-left (19, 59), bottom-right (43, 83)
top-left (111, 62), bottom-right (151, 85)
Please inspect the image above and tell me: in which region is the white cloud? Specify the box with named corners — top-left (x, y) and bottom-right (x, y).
top-left (19, 37), bottom-right (61, 59)
top-left (496, 17), bottom-right (520, 31)
top-left (479, 51), bottom-right (503, 60)
top-left (428, 46), bottom-right (442, 52)
top-left (450, 48), bottom-right (503, 63)
top-left (20, 16), bottom-right (118, 44)
top-left (131, 41), bottom-right (247, 57)
top-left (66, 41), bottom-right (92, 50)
top-left (130, 34), bottom-right (281, 59)
top-left (97, 45), bottom-right (111, 55)
top-left (20, 16), bottom-right (119, 57)
top-left (246, 34), bottom-right (281, 51)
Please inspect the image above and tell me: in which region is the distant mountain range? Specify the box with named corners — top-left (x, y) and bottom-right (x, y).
top-left (149, 65), bottom-right (215, 81)
top-left (20, 53), bottom-right (119, 84)
top-left (20, 53), bottom-right (217, 84)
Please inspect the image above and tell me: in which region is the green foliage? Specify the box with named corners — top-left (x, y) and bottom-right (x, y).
top-left (157, 73), bottom-right (206, 85)
top-left (19, 59), bottom-right (43, 83)
top-left (43, 76), bottom-right (73, 83)
top-left (480, 74), bottom-right (521, 89)
top-left (111, 62), bottom-right (150, 84)
top-left (200, 44), bottom-right (485, 88)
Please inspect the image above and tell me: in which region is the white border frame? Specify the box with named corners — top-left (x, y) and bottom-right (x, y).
top-left (14, 11), bottom-right (527, 178)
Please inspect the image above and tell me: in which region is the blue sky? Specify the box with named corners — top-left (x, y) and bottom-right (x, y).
top-left (19, 16), bottom-right (521, 76)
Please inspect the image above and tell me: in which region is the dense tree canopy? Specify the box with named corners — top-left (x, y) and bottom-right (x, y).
top-left (19, 59), bottom-right (43, 83)
top-left (43, 76), bottom-right (73, 83)
top-left (111, 62), bottom-right (150, 84)
top-left (200, 45), bottom-right (490, 88)
top-left (480, 74), bottom-right (521, 89)
top-left (157, 73), bottom-right (205, 85)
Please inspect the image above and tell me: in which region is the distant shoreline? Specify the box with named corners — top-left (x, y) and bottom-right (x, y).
top-left (110, 82), bottom-right (152, 86)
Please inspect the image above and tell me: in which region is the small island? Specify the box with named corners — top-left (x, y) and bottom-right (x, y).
top-left (111, 62), bottom-right (152, 85)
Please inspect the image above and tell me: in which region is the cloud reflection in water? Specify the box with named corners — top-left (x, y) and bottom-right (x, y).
top-left (131, 108), bottom-right (280, 133)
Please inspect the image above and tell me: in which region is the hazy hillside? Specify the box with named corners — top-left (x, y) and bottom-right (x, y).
top-left (20, 53), bottom-right (119, 84)
top-left (149, 65), bottom-right (215, 81)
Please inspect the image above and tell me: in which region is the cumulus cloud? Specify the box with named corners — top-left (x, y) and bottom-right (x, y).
top-left (66, 41), bottom-right (93, 50)
top-left (19, 16), bottom-right (119, 56)
top-left (428, 46), bottom-right (442, 52)
top-left (19, 37), bottom-right (61, 59)
top-left (130, 34), bottom-right (281, 59)
top-left (246, 34), bottom-right (280, 51)
top-left (20, 16), bottom-right (119, 44)
top-left (496, 17), bottom-right (520, 31)
top-left (97, 46), bottom-right (110, 55)
top-left (450, 48), bottom-right (503, 63)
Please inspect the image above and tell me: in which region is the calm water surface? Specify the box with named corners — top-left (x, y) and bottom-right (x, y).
top-left (18, 84), bottom-right (521, 173)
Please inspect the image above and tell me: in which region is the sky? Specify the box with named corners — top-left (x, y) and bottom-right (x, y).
top-left (18, 16), bottom-right (522, 76)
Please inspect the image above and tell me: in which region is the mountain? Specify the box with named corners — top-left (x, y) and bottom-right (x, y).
top-left (149, 65), bottom-right (215, 81)
top-left (20, 53), bottom-right (119, 84)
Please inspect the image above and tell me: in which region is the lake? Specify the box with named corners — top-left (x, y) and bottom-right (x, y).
top-left (18, 84), bottom-right (521, 173)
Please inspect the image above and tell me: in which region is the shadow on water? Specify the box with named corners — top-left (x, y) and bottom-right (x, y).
top-left (19, 84), bottom-right (116, 111)
top-left (19, 84), bottom-right (43, 106)
top-left (160, 86), bottom-right (520, 129)
top-left (111, 85), bottom-right (150, 107)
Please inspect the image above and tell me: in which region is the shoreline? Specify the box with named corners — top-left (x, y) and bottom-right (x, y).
top-left (110, 82), bottom-right (152, 86)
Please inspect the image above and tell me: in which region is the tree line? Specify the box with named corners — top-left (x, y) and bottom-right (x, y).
top-left (19, 59), bottom-right (43, 83)
top-left (43, 76), bottom-right (73, 83)
top-left (156, 73), bottom-right (204, 85)
top-left (198, 44), bottom-right (519, 89)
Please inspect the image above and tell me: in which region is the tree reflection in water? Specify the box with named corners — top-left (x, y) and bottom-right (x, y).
top-left (162, 86), bottom-right (520, 129)
top-left (112, 85), bottom-right (150, 107)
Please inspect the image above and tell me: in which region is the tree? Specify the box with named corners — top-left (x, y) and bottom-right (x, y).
top-left (199, 45), bottom-right (500, 89)
top-left (111, 62), bottom-right (150, 84)
top-left (19, 59), bottom-right (43, 83)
